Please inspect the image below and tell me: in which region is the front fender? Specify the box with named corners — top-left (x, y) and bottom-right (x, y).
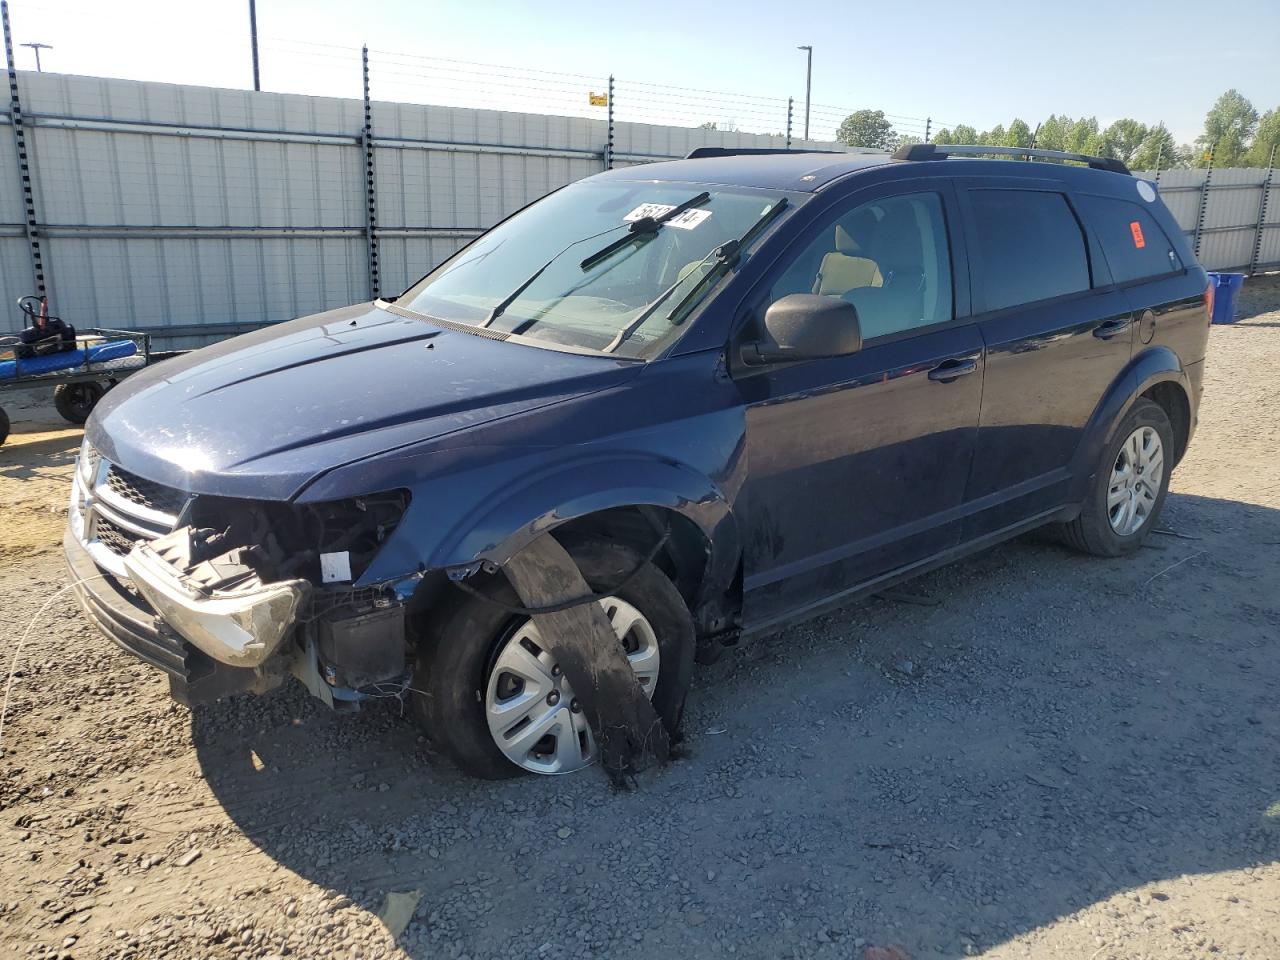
top-left (430, 451), bottom-right (738, 581)
top-left (1069, 344), bottom-right (1191, 500)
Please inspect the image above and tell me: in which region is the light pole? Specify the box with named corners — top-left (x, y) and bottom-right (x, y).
top-left (20, 41), bottom-right (50, 72)
top-left (796, 45), bottom-right (812, 141)
top-left (248, 0), bottom-right (260, 91)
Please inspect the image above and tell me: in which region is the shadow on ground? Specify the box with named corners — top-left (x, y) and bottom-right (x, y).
top-left (191, 491), bottom-right (1280, 959)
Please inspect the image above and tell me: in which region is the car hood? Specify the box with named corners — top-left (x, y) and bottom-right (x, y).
top-left (88, 303), bottom-right (642, 501)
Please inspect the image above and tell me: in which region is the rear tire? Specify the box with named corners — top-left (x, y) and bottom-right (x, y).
top-left (54, 381), bottom-right (105, 424)
top-left (411, 537), bottom-right (696, 779)
top-left (1058, 398), bottom-right (1173, 557)
top-left (0, 407), bottom-right (9, 446)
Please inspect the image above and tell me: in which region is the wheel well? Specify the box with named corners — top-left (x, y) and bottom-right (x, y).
top-left (1141, 381), bottom-right (1190, 466)
top-left (553, 507), bottom-right (710, 610)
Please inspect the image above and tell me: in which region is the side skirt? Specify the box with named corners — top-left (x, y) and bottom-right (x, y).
top-left (741, 504), bottom-right (1076, 640)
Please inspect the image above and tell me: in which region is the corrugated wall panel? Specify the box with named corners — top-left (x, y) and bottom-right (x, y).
top-left (0, 117), bottom-right (24, 226)
top-left (0, 239), bottom-right (34, 317)
top-left (40, 236), bottom-right (366, 331)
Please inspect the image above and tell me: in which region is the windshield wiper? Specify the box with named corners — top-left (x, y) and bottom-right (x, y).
top-left (479, 191), bottom-right (712, 330)
top-left (478, 223), bottom-right (629, 328)
top-left (578, 191), bottom-right (711, 272)
top-left (602, 197), bottom-right (790, 354)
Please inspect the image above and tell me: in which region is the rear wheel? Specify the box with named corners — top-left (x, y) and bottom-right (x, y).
top-left (54, 381), bottom-right (105, 424)
top-left (0, 407), bottom-right (9, 446)
top-left (412, 538), bottom-right (695, 779)
top-left (1058, 398), bottom-right (1173, 556)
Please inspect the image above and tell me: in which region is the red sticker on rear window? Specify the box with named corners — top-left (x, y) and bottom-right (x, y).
top-left (1129, 220), bottom-right (1146, 249)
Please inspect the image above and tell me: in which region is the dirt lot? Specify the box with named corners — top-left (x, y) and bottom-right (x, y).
top-left (2, 279), bottom-right (1278, 960)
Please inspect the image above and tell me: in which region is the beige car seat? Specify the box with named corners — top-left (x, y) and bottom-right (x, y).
top-left (813, 211), bottom-right (883, 297)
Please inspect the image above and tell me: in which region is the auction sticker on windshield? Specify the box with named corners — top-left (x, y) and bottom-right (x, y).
top-left (623, 204), bottom-right (712, 230)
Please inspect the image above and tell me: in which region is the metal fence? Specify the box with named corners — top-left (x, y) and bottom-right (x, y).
top-left (0, 69), bottom-right (874, 348)
top-left (1135, 161), bottom-right (1279, 276)
top-left (2, 68), bottom-right (1277, 349)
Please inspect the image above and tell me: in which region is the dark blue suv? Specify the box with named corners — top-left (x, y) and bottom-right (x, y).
top-left (66, 144), bottom-right (1209, 778)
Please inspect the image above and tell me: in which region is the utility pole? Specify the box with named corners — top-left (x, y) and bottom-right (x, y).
top-left (248, 0), bottom-right (260, 91)
top-left (20, 41), bottom-right (49, 72)
top-left (796, 45), bottom-right (812, 141)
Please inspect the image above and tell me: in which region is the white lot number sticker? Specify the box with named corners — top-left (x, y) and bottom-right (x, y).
top-left (623, 203), bottom-right (712, 230)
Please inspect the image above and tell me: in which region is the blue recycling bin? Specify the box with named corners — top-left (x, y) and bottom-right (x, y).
top-left (1208, 272), bottom-right (1245, 325)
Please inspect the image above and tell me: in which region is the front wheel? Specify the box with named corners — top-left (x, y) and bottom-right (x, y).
top-left (411, 538), bottom-right (696, 779)
top-left (1058, 398), bottom-right (1173, 556)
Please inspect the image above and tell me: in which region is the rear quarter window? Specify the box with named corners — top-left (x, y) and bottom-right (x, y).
top-left (1076, 194), bottom-right (1182, 284)
top-left (968, 189), bottom-right (1091, 312)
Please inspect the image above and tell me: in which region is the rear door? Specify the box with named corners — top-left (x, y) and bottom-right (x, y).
top-left (959, 178), bottom-right (1135, 537)
top-left (1074, 190), bottom-right (1209, 369)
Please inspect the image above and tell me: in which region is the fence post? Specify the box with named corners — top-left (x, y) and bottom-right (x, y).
top-left (786, 97), bottom-right (793, 150)
top-left (1249, 143), bottom-right (1276, 277)
top-left (604, 74), bottom-right (614, 170)
top-left (2, 0), bottom-right (46, 300)
top-left (1193, 144), bottom-right (1214, 262)
top-left (361, 44), bottom-right (380, 299)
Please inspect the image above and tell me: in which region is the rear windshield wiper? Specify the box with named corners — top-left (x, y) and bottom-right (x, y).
top-left (603, 197), bottom-right (790, 354)
top-left (578, 191), bottom-right (711, 271)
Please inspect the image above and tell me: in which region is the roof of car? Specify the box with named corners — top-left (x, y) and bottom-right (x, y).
top-left (598, 151), bottom-right (894, 193)
top-left (597, 148), bottom-right (1138, 194)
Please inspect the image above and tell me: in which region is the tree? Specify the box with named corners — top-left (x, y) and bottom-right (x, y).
top-left (1063, 117), bottom-right (1102, 155)
top-left (697, 121), bottom-right (718, 130)
top-left (1005, 118), bottom-right (1033, 148)
top-left (1130, 124), bottom-right (1184, 170)
top-left (1242, 108), bottom-right (1280, 167)
top-left (1101, 119), bottom-right (1149, 164)
top-left (1036, 114), bottom-right (1071, 152)
top-left (1195, 89), bottom-right (1258, 166)
top-left (896, 134), bottom-right (923, 148)
top-left (932, 124), bottom-right (977, 146)
top-left (837, 109), bottom-right (897, 150)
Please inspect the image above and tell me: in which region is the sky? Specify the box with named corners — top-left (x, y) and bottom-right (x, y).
top-left (4, 0), bottom-right (1277, 145)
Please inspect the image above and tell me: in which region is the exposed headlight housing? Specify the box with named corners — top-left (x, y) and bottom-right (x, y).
top-left (77, 436), bottom-right (100, 488)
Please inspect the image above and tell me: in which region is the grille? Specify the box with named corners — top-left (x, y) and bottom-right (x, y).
top-left (105, 465), bottom-right (188, 516)
top-left (95, 516), bottom-right (141, 557)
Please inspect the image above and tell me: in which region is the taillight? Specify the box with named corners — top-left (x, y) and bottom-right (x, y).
top-left (1204, 279), bottom-right (1214, 326)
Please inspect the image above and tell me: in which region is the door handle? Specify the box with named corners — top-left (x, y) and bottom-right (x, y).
top-left (1092, 317), bottom-right (1132, 340)
top-left (927, 357), bottom-right (979, 383)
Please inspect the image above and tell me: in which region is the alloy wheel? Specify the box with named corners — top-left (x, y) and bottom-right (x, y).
top-left (1107, 425), bottom-right (1165, 536)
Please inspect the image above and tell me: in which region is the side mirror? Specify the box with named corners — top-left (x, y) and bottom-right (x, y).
top-left (743, 293), bottom-right (862, 365)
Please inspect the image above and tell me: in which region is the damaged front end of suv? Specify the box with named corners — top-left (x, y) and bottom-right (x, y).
top-left (68, 440), bottom-right (417, 708)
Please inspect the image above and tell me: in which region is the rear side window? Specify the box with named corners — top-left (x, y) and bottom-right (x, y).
top-left (1076, 194), bottom-right (1182, 284)
top-left (969, 190), bottom-right (1090, 312)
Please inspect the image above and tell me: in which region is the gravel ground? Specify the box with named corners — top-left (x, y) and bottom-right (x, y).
top-left (2, 277), bottom-right (1279, 960)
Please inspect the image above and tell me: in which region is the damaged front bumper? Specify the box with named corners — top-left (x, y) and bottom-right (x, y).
top-left (67, 451), bottom-right (417, 708)
top-left (123, 529), bottom-right (310, 669)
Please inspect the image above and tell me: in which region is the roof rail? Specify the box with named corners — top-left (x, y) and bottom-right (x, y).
top-left (892, 143), bottom-right (1130, 176)
top-left (684, 147), bottom-right (841, 159)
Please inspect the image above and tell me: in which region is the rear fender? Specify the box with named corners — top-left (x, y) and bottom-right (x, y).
top-left (1069, 345), bottom-right (1190, 501)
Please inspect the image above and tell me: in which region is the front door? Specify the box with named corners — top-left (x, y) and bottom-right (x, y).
top-left (735, 184), bottom-right (984, 627)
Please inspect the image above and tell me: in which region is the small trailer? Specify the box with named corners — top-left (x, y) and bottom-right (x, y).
top-left (0, 297), bottom-right (177, 445)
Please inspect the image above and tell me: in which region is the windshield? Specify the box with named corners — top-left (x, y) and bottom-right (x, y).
top-left (395, 180), bottom-right (790, 359)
